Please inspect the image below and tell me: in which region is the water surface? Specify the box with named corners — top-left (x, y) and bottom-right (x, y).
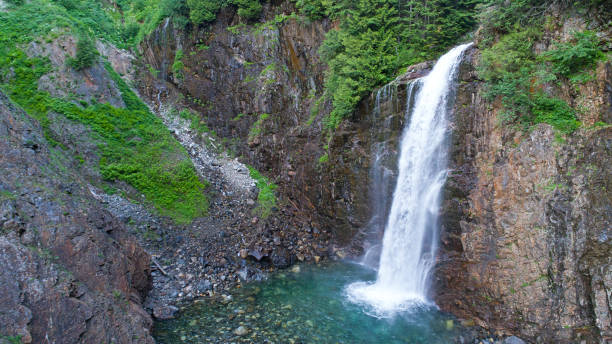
top-left (154, 262), bottom-right (463, 343)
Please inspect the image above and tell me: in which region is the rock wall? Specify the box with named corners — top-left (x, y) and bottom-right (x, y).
top-left (138, 1), bottom-right (436, 250)
top-left (435, 46), bottom-right (611, 343)
top-left (138, 2), bottom-right (373, 245)
top-left (0, 91), bottom-right (154, 343)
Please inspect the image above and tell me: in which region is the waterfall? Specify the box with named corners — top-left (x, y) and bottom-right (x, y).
top-left (347, 43), bottom-right (472, 315)
top-left (360, 83), bottom-right (398, 269)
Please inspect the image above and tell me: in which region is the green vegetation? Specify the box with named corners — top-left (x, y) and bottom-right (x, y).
top-left (0, 190), bottom-right (16, 200)
top-left (172, 49), bottom-right (185, 80)
top-left (232, 113), bottom-right (246, 121)
top-left (186, 0), bottom-right (263, 25)
top-left (542, 30), bottom-right (604, 82)
top-left (227, 23), bottom-right (247, 35)
top-left (0, 3), bottom-right (209, 224)
top-left (186, 0), bottom-right (222, 24)
top-left (0, 0), bottom-right (186, 49)
top-left (296, 0), bottom-right (480, 129)
top-left (121, 0), bottom-right (190, 45)
top-left (478, 22), bottom-right (604, 134)
top-left (247, 166), bottom-right (278, 219)
top-left (66, 34), bottom-right (98, 70)
top-left (249, 113), bottom-right (271, 140)
top-left (179, 108), bottom-right (211, 134)
top-left (0, 334), bottom-right (22, 344)
top-left (318, 153), bottom-right (328, 164)
top-left (303, 0), bottom-right (608, 131)
top-left (478, 0), bottom-right (610, 42)
top-left (234, 0), bottom-right (262, 20)
top-left (147, 64), bottom-right (160, 78)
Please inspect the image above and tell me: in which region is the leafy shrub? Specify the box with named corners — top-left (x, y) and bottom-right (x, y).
top-left (542, 30), bottom-right (603, 78)
top-left (186, 0), bottom-right (263, 25)
top-left (478, 28), bottom-right (540, 81)
top-left (0, 45), bottom-right (209, 224)
top-left (0, 334), bottom-right (23, 344)
top-left (172, 49), bottom-right (185, 80)
top-left (532, 93), bottom-right (580, 134)
top-left (55, 0), bottom-right (79, 11)
top-left (179, 108), bottom-right (210, 134)
top-left (318, 153), bottom-right (328, 164)
top-left (477, 0), bottom-right (547, 37)
top-left (122, 21), bottom-right (140, 44)
top-left (477, 27), bottom-right (604, 134)
top-left (67, 34), bottom-right (98, 70)
top-left (294, 0), bottom-right (327, 19)
top-left (234, 0), bottom-right (262, 20)
top-left (186, 0), bottom-right (225, 25)
top-left (478, 0), bottom-right (611, 46)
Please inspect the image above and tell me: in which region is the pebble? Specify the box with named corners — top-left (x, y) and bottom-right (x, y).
top-left (240, 249), bottom-right (248, 259)
top-left (197, 279), bottom-right (212, 291)
top-left (233, 326), bottom-right (248, 336)
top-left (503, 336), bottom-right (526, 344)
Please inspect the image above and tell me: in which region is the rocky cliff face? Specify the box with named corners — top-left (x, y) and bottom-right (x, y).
top-left (0, 91), bottom-right (154, 343)
top-left (435, 45), bottom-right (611, 343)
top-left (137, 1), bottom-right (436, 252)
top-left (138, 2), bottom-right (380, 247)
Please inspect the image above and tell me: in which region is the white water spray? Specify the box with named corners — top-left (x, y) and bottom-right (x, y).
top-left (347, 43), bottom-right (472, 315)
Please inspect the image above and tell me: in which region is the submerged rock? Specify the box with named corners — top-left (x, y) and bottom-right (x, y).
top-left (153, 305), bottom-right (179, 320)
top-left (233, 325), bottom-right (248, 336)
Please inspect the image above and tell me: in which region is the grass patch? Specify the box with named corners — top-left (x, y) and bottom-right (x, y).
top-left (172, 48), bottom-right (185, 80)
top-left (2, 0), bottom-right (192, 49)
top-left (248, 113), bottom-right (271, 140)
top-left (232, 113), bottom-right (246, 121)
top-left (0, 190), bottom-right (16, 200)
top-left (0, 4), bottom-right (209, 224)
top-left (247, 166), bottom-right (277, 219)
top-left (318, 153), bottom-right (328, 165)
top-left (0, 335), bottom-right (23, 344)
top-left (179, 108), bottom-right (212, 134)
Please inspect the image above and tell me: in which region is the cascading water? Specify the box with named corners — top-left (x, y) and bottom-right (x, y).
top-left (359, 83), bottom-right (398, 269)
top-left (347, 43), bottom-right (472, 315)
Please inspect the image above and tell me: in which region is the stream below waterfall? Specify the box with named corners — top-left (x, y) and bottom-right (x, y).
top-left (153, 262), bottom-right (467, 343)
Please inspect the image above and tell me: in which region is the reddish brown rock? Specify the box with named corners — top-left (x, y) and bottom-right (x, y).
top-left (435, 45), bottom-right (611, 343)
top-left (0, 91), bottom-right (154, 343)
